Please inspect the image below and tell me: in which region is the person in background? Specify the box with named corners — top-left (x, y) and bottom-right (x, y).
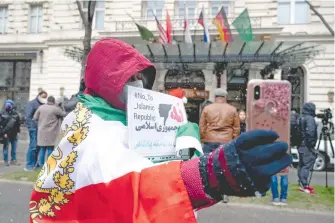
top-left (1, 100), bottom-right (21, 166)
top-left (24, 90), bottom-right (48, 171)
top-left (199, 88), bottom-right (240, 203)
top-left (62, 78), bottom-right (86, 114)
top-left (297, 103), bottom-right (318, 194)
top-left (270, 172), bottom-right (289, 205)
top-left (33, 96), bottom-right (67, 167)
top-left (200, 89), bottom-right (240, 154)
top-left (239, 109), bottom-right (246, 134)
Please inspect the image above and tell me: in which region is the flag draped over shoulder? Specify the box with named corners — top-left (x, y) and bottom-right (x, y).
top-left (212, 6), bottom-right (232, 42)
top-left (135, 23), bottom-right (155, 41)
top-left (232, 8), bottom-right (254, 42)
top-left (29, 94), bottom-right (197, 223)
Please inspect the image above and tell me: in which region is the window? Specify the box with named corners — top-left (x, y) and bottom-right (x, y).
top-left (211, 1), bottom-right (229, 18)
top-left (0, 7), bottom-right (8, 34)
top-left (29, 5), bottom-right (43, 33)
top-left (83, 0), bottom-right (104, 29)
top-left (294, 0), bottom-right (309, 24)
top-left (178, 0), bottom-right (196, 19)
top-left (278, 0), bottom-right (309, 24)
top-left (145, 0), bottom-right (164, 19)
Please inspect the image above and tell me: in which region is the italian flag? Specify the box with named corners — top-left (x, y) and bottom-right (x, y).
top-left (29, 95), bottom-right (197, 223)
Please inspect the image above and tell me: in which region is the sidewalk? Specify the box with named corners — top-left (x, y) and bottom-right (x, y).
top-left (0, 139), bottom-right (29, 175)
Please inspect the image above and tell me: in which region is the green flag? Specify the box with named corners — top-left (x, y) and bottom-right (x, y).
top-left (136, 23), bottom-right (155, 41)
top-left (232, 9), bottom-right (254, 42)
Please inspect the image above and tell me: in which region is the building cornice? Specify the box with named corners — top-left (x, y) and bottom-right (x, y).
top-left (277, 34), bottom-right (334, 42)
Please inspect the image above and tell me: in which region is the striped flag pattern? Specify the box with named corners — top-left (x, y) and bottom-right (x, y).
top-left (198, 7), bottom-right (210, 43)
top-left (154, 15), bottom-right (168, 44)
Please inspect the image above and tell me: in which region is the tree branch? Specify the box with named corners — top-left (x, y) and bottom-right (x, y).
top-left (305, 0), bottom-right (334, 36)
top-left (76, 0), bottom-right (87, 26)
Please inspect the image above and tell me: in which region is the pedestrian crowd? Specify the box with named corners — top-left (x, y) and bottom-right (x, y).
top-left (0, 80), bottom-right (84, 169)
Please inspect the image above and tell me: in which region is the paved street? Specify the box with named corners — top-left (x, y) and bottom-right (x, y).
top-left (0, 181), bottom-right (333, 223)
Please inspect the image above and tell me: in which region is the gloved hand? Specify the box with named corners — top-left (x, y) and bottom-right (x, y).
top-left (181, 129), bottom-right (292, 208)
top-left (200, 129), bottom-right (292, 199)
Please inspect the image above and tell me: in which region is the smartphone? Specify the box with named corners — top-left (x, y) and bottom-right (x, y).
top-left (246, 80), bottom-right (291, 146)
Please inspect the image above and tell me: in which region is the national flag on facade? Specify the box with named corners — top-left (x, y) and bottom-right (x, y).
top-left (232, 8), bottom-right (254, 42)
top-left (154, 14), bottom-right (168, 44)
top-left (135, 23), bottom-right (155, 41)
top-left (212, 6), bottom-right (232, 42)
top-left (184, 5), bottom-right (193, 44)
top-left (166, 10), bottom-right (172, 44)
top-left (198, 7), bottom-right (210, 43)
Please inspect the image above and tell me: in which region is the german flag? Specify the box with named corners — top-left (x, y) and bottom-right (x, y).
top-left (212, 6), bottom-right (232, 42)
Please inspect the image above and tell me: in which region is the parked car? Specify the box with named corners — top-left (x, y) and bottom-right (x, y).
top-left (291, 119), bottom-right (334, 171)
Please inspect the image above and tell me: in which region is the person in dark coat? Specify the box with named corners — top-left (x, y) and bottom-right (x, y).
top-left (62, 78), bottom-right (86, 114)
top-left (24, 90), bottom-right (48, 171)
top-left (297, 102), bottom-right (318, 194)
top-left (239, 109), bottom-right (246, 134)
top-left (1, 100), bottom-right (21, 166)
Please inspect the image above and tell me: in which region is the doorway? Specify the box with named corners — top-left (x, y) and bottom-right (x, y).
top-left (0, 60), bottom-right (31, 118)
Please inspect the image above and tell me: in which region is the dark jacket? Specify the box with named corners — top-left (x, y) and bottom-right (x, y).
top-left (0, 109), bottom-right (20, 139)
top-left (24, 98), bottom-right (43, 129)
top-left (240, 122), bottom-right (246, 134)
top-left (63, 95), bottom-right (79, 114)
top-left (299, 103), bottom-right (317, 150)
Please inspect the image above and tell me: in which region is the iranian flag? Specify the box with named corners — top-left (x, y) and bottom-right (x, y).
top-left (176, 122), bottom-right (202, 158)
top-left (29, 95), bottom-right (197, 223)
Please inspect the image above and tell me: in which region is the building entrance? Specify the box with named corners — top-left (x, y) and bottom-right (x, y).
top-left (0, 60), bottom-right (31, 118)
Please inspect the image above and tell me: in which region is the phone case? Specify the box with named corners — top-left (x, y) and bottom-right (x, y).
top-left (246, 80), bottom-right (291, 174)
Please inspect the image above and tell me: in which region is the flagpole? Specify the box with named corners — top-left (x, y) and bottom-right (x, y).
top-left (183, 3), bottom-right (186, 43)
top-left (124, 11), bottom-right (136, 23)
top-left (193, 24), bottom-right (197, 42)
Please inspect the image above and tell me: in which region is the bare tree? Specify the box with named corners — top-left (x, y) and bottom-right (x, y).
top-left (305, 0), bottom-right (334, 36)
top-left (76, 0), bottom-right (96, 78)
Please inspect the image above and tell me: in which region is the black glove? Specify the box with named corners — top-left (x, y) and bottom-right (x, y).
top-left (199, 130), bottom-right (292, 200)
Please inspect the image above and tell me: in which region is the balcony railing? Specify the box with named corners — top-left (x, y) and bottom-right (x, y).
top-left (114, 16), bottom-right (264, 32)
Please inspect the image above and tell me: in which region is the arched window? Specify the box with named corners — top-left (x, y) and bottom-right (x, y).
top-left (281, 67), bottom-right (304, 113)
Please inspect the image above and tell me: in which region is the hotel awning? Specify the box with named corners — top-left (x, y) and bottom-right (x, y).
top-left (132, 40), bottom-right (323, 68)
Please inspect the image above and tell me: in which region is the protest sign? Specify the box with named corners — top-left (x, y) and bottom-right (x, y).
top-left (127, 86), bottom-right (188, 162)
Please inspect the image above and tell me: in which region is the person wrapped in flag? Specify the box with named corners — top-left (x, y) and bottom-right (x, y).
top-left (29, 38), bottom-right (292, 223)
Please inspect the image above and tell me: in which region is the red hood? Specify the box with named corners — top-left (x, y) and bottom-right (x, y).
top-left (84, 38), bottom-right (156, 109)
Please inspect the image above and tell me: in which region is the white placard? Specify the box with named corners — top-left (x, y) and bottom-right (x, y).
top-left (127, 86), bottom-right (188, 162)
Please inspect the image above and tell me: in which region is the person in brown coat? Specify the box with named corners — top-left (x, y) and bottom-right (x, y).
top-left (200, 88), bottom-right (240, 154)
top-left (33, 96), bottom-right (67, 167)
top-left (200, 88), bottom-right (240, 203)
